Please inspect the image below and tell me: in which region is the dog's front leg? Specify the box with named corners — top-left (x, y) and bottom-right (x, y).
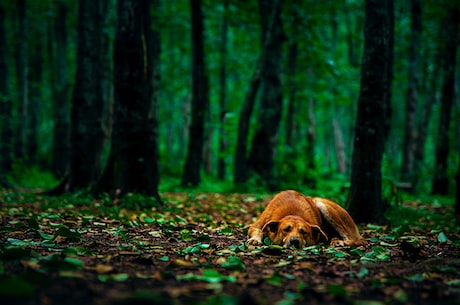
top-left (247, 226), bottom-right (264, 246)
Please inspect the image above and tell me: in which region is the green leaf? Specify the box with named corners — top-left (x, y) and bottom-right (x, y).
top-left (41, 255), bottom-right (84, 272)
top-left (265, 272), bottom-right (284, 287)
top-left (327, 248), bottom-right (349, 258)
top-left (180, 229), bottom-right (194, 241)
top-left (437, 232), bottom-right (449, 243)
top-left (177, 269), bottom-right (236, 283)
top-left (356, 266), bottom-right (369, 278)
top-left (62, 246), bottom-right (91, 256)
top-left (219, 228), bottom-right (235, 235)
top-left (408, 273), bottom-right (424, 282)
top-left (220, 256), bottom-right (245, 270)
top-left (38, 231), bottom-right (53, 240)
top-left (327, 284), bottom-right (348, 297)
top-left (7, 238), bottom-right (37, 247)
top-left (159, 256), bottom-right (169, 262)
top-left (98, 273), bottom-right (129, 282)
top-left (53, 227), bottom-right (82, 241)
top-left (367, 224), bottom-right (384, 232)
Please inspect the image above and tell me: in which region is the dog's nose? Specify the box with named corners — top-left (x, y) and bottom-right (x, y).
top-left (289, 237), bottom-right (301, 248)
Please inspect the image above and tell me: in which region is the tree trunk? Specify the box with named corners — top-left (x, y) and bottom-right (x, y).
top-left (303, 98), bottom-right (316, 188)
top-left (51, 1), bottom-right (70, 178)
top-left (247, 0), bottom-right (283, 190)
top-left (383, 0), bottom-right (394, 144)
top-left (401, 0), bottom-right (421, 184)
top-left (233, 62), bottom-right (262, 187)
top-left (217, 0), bottom-right (228, 180)
top-left (285, 4), bottom-right (299, 149)
top-left (347, 0), bottom-right (393, 224)
top-left (64, 0), bottom-right (105, 191)
top-left (456, 153), bottom-right (460, 223)
top-left (100, 0), bottom-right (115, 153)
top-left (0, 1), bottom-right (13, 185)
top-left (234, 0), bottom-right (283, 189)
top-left (28, 24), bottom-right (43, 165)
top-left (15, 0), bottom-right (28, 159)
top-left (333, 117), bottom-right (346, 174)
top-left (432, 6), bottom-right (459, 195)
top-left (181, 0), bottom-right (209, 187)
top-left (94, 0), bottom-right (162, 205)
top-left (413, 43), bottom-right (440, 191)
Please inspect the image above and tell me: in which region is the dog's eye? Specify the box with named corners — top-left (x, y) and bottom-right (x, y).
top-left (299, 228), bottom-right (306, 234)
top-left (283, 226), bottom-right (291, 232)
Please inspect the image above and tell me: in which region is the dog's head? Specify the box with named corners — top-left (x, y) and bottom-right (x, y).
top-left (262, 215), bottom-right (328, 248)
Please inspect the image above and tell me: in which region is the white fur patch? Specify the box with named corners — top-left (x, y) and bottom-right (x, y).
top-left (314, 198), bottom-right (347, 239)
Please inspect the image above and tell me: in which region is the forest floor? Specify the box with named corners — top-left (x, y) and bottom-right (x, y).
top-left (1, 190), bottom-right (460, 305)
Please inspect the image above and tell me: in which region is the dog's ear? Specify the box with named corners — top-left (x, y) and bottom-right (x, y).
top-left (262, 221), bottom-right (280, 234)
top-left (312, 225), bottom-right (328, 242)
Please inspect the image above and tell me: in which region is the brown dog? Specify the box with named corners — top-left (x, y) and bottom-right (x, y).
top-left (247, 190), bottom-right (366, 248)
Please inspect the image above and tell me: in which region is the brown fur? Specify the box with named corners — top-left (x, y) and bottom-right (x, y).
top-left (247, 190), bottom-right (367, 248)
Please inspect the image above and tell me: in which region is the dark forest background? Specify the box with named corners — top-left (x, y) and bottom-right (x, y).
top-left (0, 0), bottom-right (459, 223)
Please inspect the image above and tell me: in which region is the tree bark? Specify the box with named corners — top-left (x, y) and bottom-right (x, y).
top-left (28, 22), bottom-right (43, 165)
top-left (247, 0), bottom-right (283, 190)
top-left (51, 1), bottom-right (70, 178)
top-left (0, 1), bottom-right (13, 185)
top-left (303, 98), bottom-right (316, 187)
top-left (94, 0), bottom-right (162, 205)
top-left (456, 154), bottom-right (460, 223)
top-left (432, 6), bottom-right (459, 195)
top-left (333, 117), bottom-right (346, 174)
top-left (347, 0), bottom-right (393, 224)
top-left (217, 0), bottom-right (228, 180)
top-left (181, 0), bottom-right (209, 187)
top-left (233, 0), bottom-right (282, 189)
top-left (15, 0), bottom-right (29, 159)
top-left (401, 0), bottom-right (421, 184)
top-left (285, 3), bottom-right (299, 149)
top-left (64, 0), bottom-right (105, 191)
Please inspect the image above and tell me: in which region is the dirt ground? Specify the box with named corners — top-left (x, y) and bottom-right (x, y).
top-left (1, 191), bottom-right (460, 305)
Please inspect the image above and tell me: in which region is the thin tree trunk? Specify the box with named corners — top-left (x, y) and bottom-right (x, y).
top-left (233, 0), bottom-right (282, 189)
top-left (285, 4), bottom-right (299, 149)
top-left (413, 52), bottom-right (440, 190)
top-left (51, 1), bottom-right (70, 178)
top-left (181, 0), bottom-right (209, 187)
top-left (383, 0), bottom-right (394, 144)
top-left (100, 0), bottom-right (115, 151)
top-left (456, 150), bottom-right (460, 223)
top-left (303, 98), bottom-right (316, 187)
top-left (233, 62), bottom-right (262, 187)
top-left (0, 1), bottom-right (13, 185)
top-left (401, 0), bottom-right (421, 184)
top-left (347, 0), bottom-right (393, 224)
top-left (65, 0), bottom-right (105, 191)
top-left (247, 0), bottom-right (283, 190)
top-left (432, 6), bottom-right (459, 195)
top-left (217, 0), bottom-right (228, 180)
top-left (15, 0), bottom-right (28, 159)
top-left (28, 24), bottom-right (43, 165)
top-left (333, 117), bottom-right (346, 174)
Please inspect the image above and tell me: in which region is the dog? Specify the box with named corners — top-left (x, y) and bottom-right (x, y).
top-left (247, 190), bottom-right (367, 248)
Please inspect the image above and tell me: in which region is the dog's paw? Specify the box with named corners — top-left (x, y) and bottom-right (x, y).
top-left (330, 238), bottom-right (345, 247)
top-left (246, 237), bottom-right (263, 246)
top-left (330, 237), bottom-right (368, 247)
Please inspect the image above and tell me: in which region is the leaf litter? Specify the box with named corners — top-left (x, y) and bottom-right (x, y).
top-left (0, 191), bottom-right (460, 305)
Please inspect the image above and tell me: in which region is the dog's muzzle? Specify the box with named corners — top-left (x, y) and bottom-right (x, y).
top-left (287, 237), bottom-right (301, 248)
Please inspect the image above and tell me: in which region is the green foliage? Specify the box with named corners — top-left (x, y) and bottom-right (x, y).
top-left (8, 160), bottom-right (57, 189)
